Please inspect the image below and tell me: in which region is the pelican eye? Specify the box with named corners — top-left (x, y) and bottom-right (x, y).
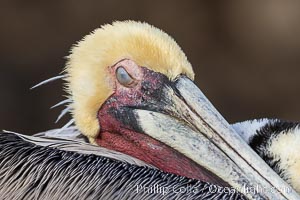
top-left (116, 67), bottom-right (134, 86)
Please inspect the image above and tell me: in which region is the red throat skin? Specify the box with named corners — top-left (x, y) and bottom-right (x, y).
top-left (96, 112), bottom-right (227, 186)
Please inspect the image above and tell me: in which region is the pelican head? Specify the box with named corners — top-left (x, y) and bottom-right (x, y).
top-left (63, 21), bottom-right (299, 199)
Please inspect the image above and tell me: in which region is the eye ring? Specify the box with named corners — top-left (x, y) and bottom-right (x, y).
top-left (116, 66), bottom-right (134, 87)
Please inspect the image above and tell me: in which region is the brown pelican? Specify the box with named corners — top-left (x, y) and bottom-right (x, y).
top-left (0, 21), bottom-right (299, 200)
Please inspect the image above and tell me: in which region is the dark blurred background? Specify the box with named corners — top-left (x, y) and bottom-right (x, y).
top-left (1, 0), bottom-right (300, 135)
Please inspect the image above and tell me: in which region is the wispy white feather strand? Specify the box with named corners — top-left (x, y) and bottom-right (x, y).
top-left (51, 99), bottom-right (72, 109)
top-left (55, 106), bottom-right (72, 123)
top-left (55, 119), bottom-right (75, 135)
top-left (30, 75), bottom-right (65, 89)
